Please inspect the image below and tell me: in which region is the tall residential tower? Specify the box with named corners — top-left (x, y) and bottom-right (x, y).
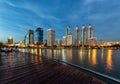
top-left (66, 26), bottom-right (71, 35)
top-left (75, 25), bottom-right (80, 46)
top-left (82, 25), bottom-right (87, 46)
top-left (47, 29), bottom-right (55, 46)
top-left (28, 29), bottom-right (34, 44)
top-left (88, 24), bottom-right (93, 39)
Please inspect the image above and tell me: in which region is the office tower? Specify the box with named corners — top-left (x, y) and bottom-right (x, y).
top-left (66, 26), bottom-right (71, 35)
top-left (35, 27), bottom-right (43, 44)
top-left (66, 34), bottom-right (73, 46)
top-left (62, 36), bottom-right (67, 46)
top-left (88, 24), bottom-right (93, 39)
top-left (75, 25), bottom-right (80, 46)
top-left (28, 29), bottom-right (34, 44)
top-left (8, 36), bottom-right (13, 44)
top-left (47, 29), bottom-right (55, 46)
top-left (82, 25), bottom-right (87, 46)
top-left (24, 34), bottom-right (29, 45)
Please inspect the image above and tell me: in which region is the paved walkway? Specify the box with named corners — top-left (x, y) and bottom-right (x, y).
top-left (0, 52), bottom-right (106, 84)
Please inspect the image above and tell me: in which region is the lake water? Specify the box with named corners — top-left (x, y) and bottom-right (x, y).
top-left (10, 48), bottom-right (120, 81)
top-left (40, 48), bottom-right (120, 81)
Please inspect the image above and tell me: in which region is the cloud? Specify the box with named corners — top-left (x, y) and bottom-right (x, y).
top-left (84, 0), bottom-right (107, 5)
top-left (4, 0), bottom-right (16, 7)
top-left (0, 0), bottom-right (16, 7)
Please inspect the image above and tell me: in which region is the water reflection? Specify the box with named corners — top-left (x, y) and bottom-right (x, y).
top-left (8, 53), bottom-right (14, 68)
top-left (34, 49), bottom-right (42, 56)
top-left (106, 49), bottom-right (113, 71)
top-left (92, 49), bottom-right (97, 66)
top-left (79, 48), bottom-right (85, 62)
top-left (88, 49), bottom-right (92, 63)
top-left (12, 48), bottom-right (120, 80)
top-left (101, 49), bottom-right (104, 60)
top-left (62, 49), bottom-right (66, 61)
top-left (66, 49), bottom-right (73, 62)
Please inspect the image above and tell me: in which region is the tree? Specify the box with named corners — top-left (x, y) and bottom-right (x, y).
top-left (0, 42), bottom-right (3, 48)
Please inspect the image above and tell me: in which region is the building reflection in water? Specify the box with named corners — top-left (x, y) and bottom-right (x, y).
top-left (106, 49), bottom-right (113, 71)
top-left (8, 53), bottom-right (14, 68)
top-left (92, 49), bottom-right (97, 66)
top-left (21, 48), bottom-right (25, 53)
top-left (46, 49), bottom-right (54, 58)
top-left (31, 49), bottom-right (34, 54)
top-left (88, 49), bottom-right (91, 58)
top-left (34, 48), bottom-right (42, 56)
top-left (62, 49), bottom-right (66, 61)
top-left (66, 49), bottom-right (73, 62)
top-left (54, 49), bottom-right (57, 59)
top-left (56, 49), bottom-right (62, 59)
top-left (39, 49), bottom-right (42, 56)
top-left (88, 49), bottom-right (92, 63)
top-left (101, 49), bottom-right (104, 60)
top-left (79, 48), bottom-right (85, 62)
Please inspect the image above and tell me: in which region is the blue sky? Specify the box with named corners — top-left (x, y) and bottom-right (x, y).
top-left (0, 0), bottom-right (120, 42)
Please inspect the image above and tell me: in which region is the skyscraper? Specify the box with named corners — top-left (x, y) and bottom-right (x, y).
top-left (35, 27), bottom-right (43, 44)
top-left (82, 25), bottom-right (87, 46)
top-left (8, 36), bottom-right (13, 44)
top-left (62, 36), bottom-right (67, 46)
top-left (28, 29), bottom-right (34, 44)
top-left (75, 25), bottom-right (80, 46)
top-left (47, 29), bottom-right (55, 46)
top-left (24, 34), bottom-right (27, 45)
top-left (66, 34), bottom-right (73, 46)
top-left (88, 24), bottom-right (93, 39)
top-left (66, 26), bottom-right (71, 35)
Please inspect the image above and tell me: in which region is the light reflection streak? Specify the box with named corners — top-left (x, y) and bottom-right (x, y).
top-left (106, 49), bottom-right (113, 71)
top-left (79, 48), bottom-right (85, 61)
top-left (8, 53), bottom-right (13, 68)
top-left (101, 49), bottom-right (104, 60)
top-left (92, 49), bottom-right (97, 66)
top-left (62, 49), bottom-right (66, 60)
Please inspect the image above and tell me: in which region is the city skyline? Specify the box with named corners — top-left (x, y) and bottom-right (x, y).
top-left (0, 0), bottom-right (120, 42)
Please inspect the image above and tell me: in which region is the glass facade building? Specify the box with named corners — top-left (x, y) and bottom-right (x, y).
top-left (35, 27), bottom-right (43, 44)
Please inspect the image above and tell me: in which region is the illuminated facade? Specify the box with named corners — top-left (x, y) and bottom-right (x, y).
top-left (82, 25), bottom-right (87, 46)
top-left (75, 25), bottom-right (80, 46)
top-left (35, 27), bottom-right (43, 44)
top-left (88, 37), bottom-right (97, 46)
top-left (62, 36), bottom-right (67, 46)
top-left (8, 36), bottom-right (13, 44)
top-left (47, 29), bottom-right (55, 46)
top-left (66, 34), bottom-right (73, 46)
top-left (88, 24), bottom-right (93, 39)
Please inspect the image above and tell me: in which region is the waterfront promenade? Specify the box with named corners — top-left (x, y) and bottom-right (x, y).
top-left (0, 52), bottom-right (106, 84)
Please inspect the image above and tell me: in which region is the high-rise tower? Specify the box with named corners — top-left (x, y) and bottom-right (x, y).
top-left (75, 25), bottom-right (80, 46)
top-left (82, 25), bottom-right (87, 46)
top-left (8, 36), bottom-right (13, 44)
top-left (88, 24), bottom-right (93, 39)
top-left (66, 26), bottom-right (71, 35)
top-left (47, 29), bottom-right (55, 46)
top-left (35, 27), bottom-right (43, 44)
top-left (28, 29), bottom-right (34, 44)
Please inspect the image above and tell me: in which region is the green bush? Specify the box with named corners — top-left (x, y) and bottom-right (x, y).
top-left (0, 42), bottom-right (3, 48)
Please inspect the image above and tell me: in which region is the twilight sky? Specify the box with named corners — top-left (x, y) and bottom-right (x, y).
top-left (0, 0), bottom-right (120, 42)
